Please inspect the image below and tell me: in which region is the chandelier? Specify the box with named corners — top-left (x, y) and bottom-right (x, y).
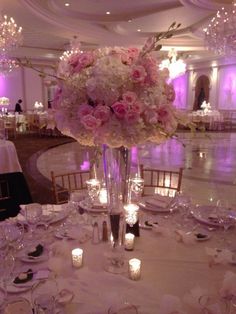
top-left (159, 49), bottom-right (186, 80)
top-left (204, 1), bottom-right (236, 55)
top-left (0, 56), bottom-right (19, 76)
top-left (0, 14), bottom-right (23, 54)
top-left (60, 35), bottom-right (81, 61)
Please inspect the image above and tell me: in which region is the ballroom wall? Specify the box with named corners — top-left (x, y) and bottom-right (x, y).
top-left (0, 61), bottom-right (56, 112)
top-left (172, 57), bottom-right (236, 111)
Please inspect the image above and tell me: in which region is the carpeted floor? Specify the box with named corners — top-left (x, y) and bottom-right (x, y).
top-left (11, 133), bottom-right (75, 204)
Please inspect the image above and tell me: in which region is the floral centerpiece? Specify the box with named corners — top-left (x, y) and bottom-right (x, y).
top-left (53, 23), bottom-right (190, 148)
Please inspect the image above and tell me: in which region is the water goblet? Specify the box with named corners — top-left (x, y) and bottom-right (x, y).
top-left (4, 223), bottom-right (24, 252)
top-left (108, 302), bottom-right (138, 314)
top-left (0, 253), bottom-right (15, 301)
top-left (31, 279), bottom-right (58, 314)
top-left (25, 203), bottom-right (42, 240)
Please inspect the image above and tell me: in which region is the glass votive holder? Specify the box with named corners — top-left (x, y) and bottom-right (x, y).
top-left (124, 233), bottom-right (135, 251)
top-left (128, 258), bottom-right (141, 281)
top-left (72, 248), bottom-right (83, 268)
top-left (124, 204), bottom-right (139, 227)
top-left (86, 178), bottom-right (101, 202)
top-left (99, 187), bottom-right (108, 205)
top-left (130, 177), bottom-right (144, 195)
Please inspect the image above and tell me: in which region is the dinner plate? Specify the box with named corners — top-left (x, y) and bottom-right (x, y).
top-left (54, 230), bottom-right (77, 240)
top-left (6, 284), bottom-right (34, 294)
top-left (79, 200), bottom-right (107, 213)
top-left (191, 205), bottom-right (236, 228)
top-left (139, 195), bottom-right (174, 213)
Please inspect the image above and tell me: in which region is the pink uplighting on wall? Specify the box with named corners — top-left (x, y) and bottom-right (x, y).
top-left (172, 73), bottom-right (188, 109)
top-left (0, 76), bottom-right (6, 97)
top-left (219, 67), bottom-right (236, 109)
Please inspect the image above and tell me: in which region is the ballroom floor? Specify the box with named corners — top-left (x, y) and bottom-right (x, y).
top-left (35, 132), bottom-right (236, 206)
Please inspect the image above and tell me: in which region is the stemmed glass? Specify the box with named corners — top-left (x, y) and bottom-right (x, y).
top-left (24, 203), bottom-right (42, 241)
top-left (217, 199), bottom-right (235, 247)
top-left (0, 253), bottom-right (15, 302)
top-left (31, 279), bottom-right (58, 314)
top-left (4, 223), bottom-right (24, 252)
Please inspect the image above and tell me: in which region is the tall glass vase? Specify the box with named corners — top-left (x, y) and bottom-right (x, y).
top-left (102, 145), bottom-right (131, 273)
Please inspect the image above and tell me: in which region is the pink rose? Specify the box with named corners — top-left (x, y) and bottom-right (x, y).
top-left (112, 101), bottom-right (129, 119)
top-left (164, 83), bottom-right (176, 102)
top-left (77, 104), bottom-right (93, 118)
top-left (122, 91), bottom-right (137, 104)
top-left (81, 114), bottom-right (101, 130)
top-left (125, 111), bottom-right (140, 123)
top-left (94, 105), bottom-right (110, 123)
top-left (71, 52), bottom-right (94, 73)
top-left (131, 65), bottom-right (147, 83)
top-left (130, 101), bottom-right (142, 113)
top-left (157, 105), bottom-right (177, 133)
top-left (144, 110), bottom-right (158, 124)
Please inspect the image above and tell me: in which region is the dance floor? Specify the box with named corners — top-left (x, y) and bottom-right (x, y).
top-left (36, 132), bottom-right (236, 206)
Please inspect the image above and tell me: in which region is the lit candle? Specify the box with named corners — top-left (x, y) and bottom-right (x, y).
top-left (128, 258), bottom-right (141, 280)
top-left (125, 233), bottom-right (135, 251)
top-left (99, 187), bottom-right (107, 204)
top-left (71, 248), bottom-right (83, 268)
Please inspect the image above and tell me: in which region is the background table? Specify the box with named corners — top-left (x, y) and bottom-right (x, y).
top-left (0, 140), bottom-right (22, 173)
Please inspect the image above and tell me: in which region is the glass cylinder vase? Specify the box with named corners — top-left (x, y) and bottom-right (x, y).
top-left (102, 145), bottom-right (131, 245)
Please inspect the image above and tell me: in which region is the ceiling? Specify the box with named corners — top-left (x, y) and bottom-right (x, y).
top-left (0, 0), bottom-right (234, 63)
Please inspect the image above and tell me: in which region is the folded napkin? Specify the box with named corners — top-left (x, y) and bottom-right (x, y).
top-left (174, 230), bottom-right (195, 245)
top-left (183, 286), bottom-right (221, 314)
top-left (205, 247), bottom-right (234, 266)
top-left (145, 195), bottom-right (171, 209)
top-left (220, 271), bottom-right (236, 299)
top-left (158, 295), bottom-right (186, 314)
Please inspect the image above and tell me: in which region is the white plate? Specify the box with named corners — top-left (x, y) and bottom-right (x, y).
top-left (191, 205), bottom-right (236, 228)
top-left (6, 281), bottom-right (36, 294)
top-left (54, 230), bottom-right (77, 240)
top-left (79, 200), bottom-right (107, 213)
top-left (139, 196), bottom-right (174, 213)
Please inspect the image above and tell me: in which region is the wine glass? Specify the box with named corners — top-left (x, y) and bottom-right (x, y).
top-left (0, 253), bottom-right (15, 301)
top-left (108, 302), bottom-right (138, 314)
top-left (4, 223), bottom-right (24, 252)
top-left (24, 203), bottom-right (42, 240)
top-left (31, 279), bottom-right (58, 314)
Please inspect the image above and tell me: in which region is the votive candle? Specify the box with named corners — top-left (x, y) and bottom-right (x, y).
top-left (72, 248), bottom-right (83, 268)
top-left (128, 258), bottom-right (141, 280)
top-left (124, 233), bottom-right (135, 251)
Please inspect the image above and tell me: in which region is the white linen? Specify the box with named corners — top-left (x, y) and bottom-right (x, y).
top-left (5, 206), bottom-right (236, 314)
top-left (0, 139), bottom-right (22, 173)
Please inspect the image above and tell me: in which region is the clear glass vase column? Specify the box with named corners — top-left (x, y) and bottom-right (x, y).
top-left (102, 145), bottom-right (131, 273)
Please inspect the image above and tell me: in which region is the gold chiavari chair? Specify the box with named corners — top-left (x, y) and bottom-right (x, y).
top-left (140, 165), bottom-right (183, 197)
top-left (51, 170), bottom-right (91, 204)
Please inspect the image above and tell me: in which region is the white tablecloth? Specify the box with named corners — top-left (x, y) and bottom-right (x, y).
top-left (7, 205), bottom-right (235, 314)
top-left (0, 140), bottom-right (22, 173)
top-left (189, 110), bottom-right (223, 129)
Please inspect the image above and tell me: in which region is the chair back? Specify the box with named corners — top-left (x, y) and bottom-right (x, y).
top-left (51, 170), bottom-right (91, 204)
top-left (0, 172), bottom-right (32, 221)
top-left (140, 165), bottom-right (183, 197)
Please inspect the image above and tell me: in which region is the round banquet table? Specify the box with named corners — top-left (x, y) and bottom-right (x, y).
top-left (0, 140), bottom-right (22, 174)
top-left (5, 204), bottom-right (235, 314)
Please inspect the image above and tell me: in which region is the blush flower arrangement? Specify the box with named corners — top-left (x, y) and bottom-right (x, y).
top-left (52, 23), bottom-right (191, 148)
